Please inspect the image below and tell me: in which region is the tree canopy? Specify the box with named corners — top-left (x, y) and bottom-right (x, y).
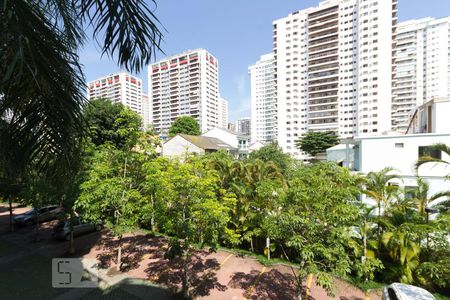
top-left (248, 142), bottom-right (293, 174)
top-left (295, 131), bottom-right (339, 157)
top-left (168, 116), bottom-right (201, 137)
top-left (84, 98), bottom-right (142, 149)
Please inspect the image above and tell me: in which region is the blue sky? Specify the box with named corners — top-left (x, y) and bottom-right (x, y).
top-left (79, 0), bottom-right (450, 122)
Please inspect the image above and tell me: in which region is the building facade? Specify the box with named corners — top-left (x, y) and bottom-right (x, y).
top-left (392, 17), bottom-right (450, 133)
top-left (87, 72), bottom-right (143, 116)
top-left (148, 49), bottom-right (220, 135)
top-left (236, 117), bottom-right (251, 136)
top-left (218, 97), bottom-right (229, 129)
top-left (273, 0), bottom-right (397, 158)
top-left (406, 97), bottom-right (450, 134)
top-left (249, 53), bottom-right (277, 143)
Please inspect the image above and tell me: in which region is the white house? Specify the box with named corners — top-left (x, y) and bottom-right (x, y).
top-left (162, 134), bottom-right (236, 158)
top-left (202, 127), bottom-right (252, 158)
top-left (328, 133), bottom-right (450, 197)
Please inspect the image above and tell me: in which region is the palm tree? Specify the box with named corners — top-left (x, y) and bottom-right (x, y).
top-left (364, 167), bottom-right (400, 218)
top-left (411, 178), bottom-right (450, 215)
top-left (1, 0), bottom-right (164, 179)
top-left (416, 143), bottom-right (450, 180)
top-left (382, 227), bottom-right (421, 284)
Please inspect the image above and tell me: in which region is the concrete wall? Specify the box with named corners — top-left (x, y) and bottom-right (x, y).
top-left (162, 135), bottom-right (205, 157)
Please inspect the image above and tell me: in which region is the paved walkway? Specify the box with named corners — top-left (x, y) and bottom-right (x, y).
top-left (0, 204), bottom-right (382, 300)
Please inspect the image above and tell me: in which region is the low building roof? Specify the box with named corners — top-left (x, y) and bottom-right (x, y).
top-left (179, 134), bottom-right (236, 150)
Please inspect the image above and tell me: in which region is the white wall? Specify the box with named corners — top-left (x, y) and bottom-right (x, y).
top-left (202, 128), bottom-right (239, 148)
top-left (162, 135), bottom-right (204, 157)
top-left (357, 133), bottom-right (450, 194)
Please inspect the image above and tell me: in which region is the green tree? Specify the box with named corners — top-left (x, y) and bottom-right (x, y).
top-left (294, 131), bottom-right (339, 157)
top-left (168, 116), bottom-right (200, 137)
top-left (248, 142), bottom-right (294, 175)
top-left (84, 98), bottom-right (142, 149)
top-left (75, 144), bottom-right (144, 271)
top-left (364, 167), bottom-right (400, 219)
top-left (276, 162), bottom-right (361, 298)
top-left (1, 0), bottom-right (163, 182)
top-left (152, 157), bottom-right (236, 298)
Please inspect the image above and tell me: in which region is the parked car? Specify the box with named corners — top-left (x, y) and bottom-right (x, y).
top-left (52, 218), bottom-right (102, 240)
top-left (13, 205), bottom-right (65, 226)
top-left (382, 283), bottom-right (435, 300)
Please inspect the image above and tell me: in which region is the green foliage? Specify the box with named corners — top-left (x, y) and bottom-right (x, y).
top-left (248, 142), bottom-right (294, 175)
top-left (295, 131), bottom-right (339, 157)
top-left (0, 0), bottom-right (163, 182)
top-left (168, 116), bottom-right (200, 137)
top-left (75, 145), bottom-right (143, 236)
top-left (278, 162), bottom-right (361, 296)
top-left (84, 98), bottom-right (142, 149)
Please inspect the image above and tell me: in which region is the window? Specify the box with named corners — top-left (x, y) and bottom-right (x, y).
top-left (395, 143), bottom-right (404, 148)
top-left (418, 146), bottom-right (441, 160)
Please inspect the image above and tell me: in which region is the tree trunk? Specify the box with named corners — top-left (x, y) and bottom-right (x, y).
top-left (8, 196), bottom-right (14, 233)
top-left (117, 235), bottom-right (123, 272)
top-left (69, 210), bottom-right (75, 255)
top-left (182, 249), bottom-right (190, 299)
top-left (150, 194), bottom-right (156, 232)
top-left (250, 237), bottom-right (254, 252)
top-left (363, 228), bottom-right (367, 281)
top-left (34, 209), bottom-right (40, 242)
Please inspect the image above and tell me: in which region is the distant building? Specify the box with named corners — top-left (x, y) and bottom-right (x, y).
top-left (249, 53), bottom-right (277, 143)
top-left (218, 97), bottom-right (229, 129)
top-left (274, 0), bottom-right (398, 158)
top-left (392, 17), bottom-right (450, 132)
top-left (236, 118), bottom-right (251, 137)
top-left (162, 134), bottom-right (236, 158)
top-left (142, 93), bottom-right (150, 128)
top-left (87, 72), bottom-right (143, 116)
top-left (406, 97), bottom-right (450, 134)
top-left (148, 49), bottom-right (220, 135)
top-left (227, 122), bottom-right (236, 132)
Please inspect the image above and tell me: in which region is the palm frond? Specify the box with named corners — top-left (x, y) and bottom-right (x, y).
top-left (81, 0), bottom-right (165, 73)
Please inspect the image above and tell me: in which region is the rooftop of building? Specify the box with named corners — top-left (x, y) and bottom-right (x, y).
top-left (178, 134), bottom-right (236, 150)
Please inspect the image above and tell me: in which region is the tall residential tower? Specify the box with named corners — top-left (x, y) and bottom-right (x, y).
top-left (148, 49), bottom-right (220, 135)
top-left (249, 53), bottom-right (277, 143)
top-left (273, 0), bottom-right (397, 158)
top-left (87, 72), bottom-right (143, 117)
top-left (392, 17), bottom-right (450, 132)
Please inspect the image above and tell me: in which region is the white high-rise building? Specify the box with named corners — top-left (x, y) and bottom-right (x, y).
top-left (392, 17), bottom-right (450, 133)
top-left (148, 49), bottom-right (220, 135)
top-left (87, 72), bottom-right (143, 116)
top-left (236, 117), bottom-right (251, 136)
top-left (142, 93), bottom-right (150, 129)
top-left (274, 0), bottom-right (397, 158)
top-left (218, 97), bottom-right (229, 129)
top-left (249, 53), bottom-right (277, 143)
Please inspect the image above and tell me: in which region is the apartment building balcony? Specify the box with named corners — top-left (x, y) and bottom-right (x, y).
top-left (309, 110), bottom-right (338, 119)
top-left (308, 97), bottom-right (338, 106)
top-left (308, 69), bottom-right (339, 80)
top-left (308, 42), bottom-right (338, 55)
top-left (308, 20), bottom-right (338, 34)
top-left (308, 91), bottom-right (338, 101)
top-left (309, 85), bottom-right (338, 94)
top-left (308, 62), bottom-right (339, 73)
top-left (309, 117), bottom-right (338, 126)
top-left (309, 104), bottom-right (338, 112)
top-left (308, 5), bottom-right (338, 21)
top-left (309, 29), bottom-right (338, 42)
top-left (309, 76), bottom-right (339, 87)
